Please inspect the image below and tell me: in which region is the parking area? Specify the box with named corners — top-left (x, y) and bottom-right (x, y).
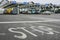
top-left (0, 14), bottom-right (60, 40)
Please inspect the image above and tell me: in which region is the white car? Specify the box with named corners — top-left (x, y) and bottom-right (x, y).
top-left (42, 11), bottom-right (53, 15)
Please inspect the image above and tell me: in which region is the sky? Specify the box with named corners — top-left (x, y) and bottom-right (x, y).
top-left (9, 0), bottom-right (60, 4)
top-left (0, 0), bottom-right (60, 4)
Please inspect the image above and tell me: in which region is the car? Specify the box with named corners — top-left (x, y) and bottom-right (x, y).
top-left (28, 9), bottom-right (40, 14)
top-left (42, 11), bottom-right (53, 15)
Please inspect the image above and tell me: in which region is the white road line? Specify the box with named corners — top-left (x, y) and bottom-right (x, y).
top-left (0, 20), bottom-right (60, 24)
top-left (0, 21), bottom-right (44, 24)
top-left (8, 28), bottom-right (27, 39)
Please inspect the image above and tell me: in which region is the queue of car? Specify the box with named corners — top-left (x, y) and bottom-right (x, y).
top-left (0, 8), bottom-right (52, 15)
top-left (0, 7), bottom-right (59, 15)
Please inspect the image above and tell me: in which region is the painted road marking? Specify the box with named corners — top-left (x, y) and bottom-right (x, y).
top-left (8, 28), bottom-right (27, 39)
top-left (0, 20), bottom-right (60, 24)
top-left (8, 27), bottom-right (37, 39)
top-left (18, 27), bottom-right (37, 37)
top-left (30, 26), bottom-right (54, 35)
top-left (8, 26), bottom-right (60, 39)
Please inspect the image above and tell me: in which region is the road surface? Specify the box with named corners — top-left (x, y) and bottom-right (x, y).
top-left (0, 14), bottom-right (60, 40)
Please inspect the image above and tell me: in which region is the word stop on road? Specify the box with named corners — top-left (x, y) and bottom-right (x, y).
top-left (8, 26), bottom-right (60, 39)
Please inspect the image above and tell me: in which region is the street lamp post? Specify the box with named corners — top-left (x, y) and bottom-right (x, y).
top-left (17, 4), bottom-right (20, 14)
top-left (53, 5), bottom-right (55, 14)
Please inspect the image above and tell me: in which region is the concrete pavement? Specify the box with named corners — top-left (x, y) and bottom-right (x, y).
top-left (0, 14), bottom-right (60, 40)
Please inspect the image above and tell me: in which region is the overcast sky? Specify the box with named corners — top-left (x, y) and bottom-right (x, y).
top-left (0, 0), bottom-right (60, 4)
top-left (10, 0), bottom-right (60, 4)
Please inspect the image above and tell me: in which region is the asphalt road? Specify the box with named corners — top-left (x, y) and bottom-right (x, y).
top-left (0, 14), bottom-right (60, 40)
